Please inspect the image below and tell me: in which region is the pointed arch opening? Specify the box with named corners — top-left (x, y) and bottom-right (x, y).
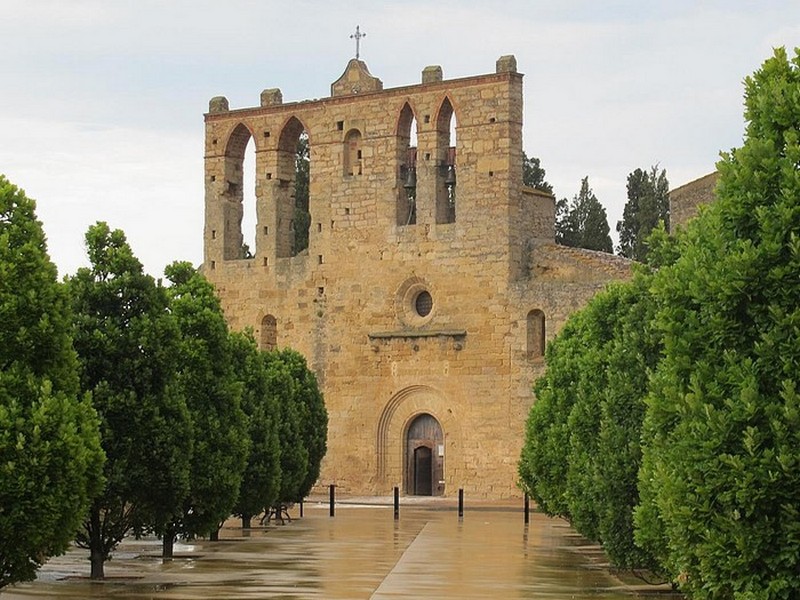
top-left (277, 117), bottom-right (311, 257)
top-left (222, 123), bottom-right (256, 260)
top-left (435, 98), bottom-right (457, 224)
top-left (397, 102), bottom-right (418, 226)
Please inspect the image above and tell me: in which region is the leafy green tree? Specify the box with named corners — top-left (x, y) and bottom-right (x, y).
top-left (520, 273), bottom-right (661, 572)
top-left (268, 354), bottom-right (308, 506)
top-left (0, 176), bottom-right (104, 588)
top-left (635, 47), bottom-right (800, 597)
top-left (555, 177), bottom-right (613, 252)
top-left (162, 262), bottom-right (249, 552)
top-left (275, 349), bottom-right (327, 498)
top-left (522, 151), bottom-right (553, 194)
top-left (293, 133), bottom-right (310, 255)
top-left (616, 166), bottom-right (669, 261)
top-left (229, 331), bottom-right (282, 529)
top-left (68, 223), bottom-right (192, 579)
top-left (519, 312), bottom-right (586, 519)
top-left (264, 349), bottom-right (327, 507)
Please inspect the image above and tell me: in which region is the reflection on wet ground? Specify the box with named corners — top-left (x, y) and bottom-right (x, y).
top-left (2, 502), bottom-right (682, 599)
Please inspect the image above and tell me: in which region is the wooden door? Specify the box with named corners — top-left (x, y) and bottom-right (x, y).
top-left (406, 413), bottom-right (444, 496)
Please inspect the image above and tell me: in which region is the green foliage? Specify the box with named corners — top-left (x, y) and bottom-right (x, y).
top-left (522, 151), bottom-right (553, 194)
top-left (616, 165), bottom-right (669, 261)
top-left (555, 177), bottom-right (613, 252)
top-left (636, 47), bottom-right (800, 598)
top-left (275, 349), bottom-right (327, 498)
top-left (164, 262), bottom-right (249, 539)
top-left (68, 223), bottom-right (192, 578)
top-left (229, 331), bottom-right (282, 524)
top-left (519, 314), bottom-right (584, 518)
top-left (265, 349), bottom-right (327, 504)
top-left (293, 133), bottom-right (310, 255)
top-left (0, 176), bottom-right (104, 588)
top-left (520, 275), bottom-right (661, 571)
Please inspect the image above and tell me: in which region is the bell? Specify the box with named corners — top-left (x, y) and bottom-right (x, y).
top-left (403, 167), bottom-right (417, 191)
top-left (444, 165), bottom-right (457, 187)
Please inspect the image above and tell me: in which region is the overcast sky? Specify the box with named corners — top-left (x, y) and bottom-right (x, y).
top-left (2, 0), bottom-right (798, 277)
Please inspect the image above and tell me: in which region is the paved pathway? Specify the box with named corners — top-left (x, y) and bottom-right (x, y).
top-left (3, 501), bottom-right (680, 599)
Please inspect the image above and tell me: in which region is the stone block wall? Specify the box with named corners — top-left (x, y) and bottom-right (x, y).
top-left (201, 57), bottom-right (631, 499)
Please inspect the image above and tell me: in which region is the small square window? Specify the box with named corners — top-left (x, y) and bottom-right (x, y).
top-left (337, 121), bottom-right (344, 131)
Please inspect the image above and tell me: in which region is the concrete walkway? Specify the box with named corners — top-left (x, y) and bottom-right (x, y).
top-left (3, 502), bottom-right (680, 599)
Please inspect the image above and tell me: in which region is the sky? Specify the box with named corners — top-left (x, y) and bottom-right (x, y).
top-left (2, 0), bottom-right (799, 277)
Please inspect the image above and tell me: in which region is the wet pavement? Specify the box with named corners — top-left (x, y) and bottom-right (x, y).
top-left (2, 499), bottom-right (681, 599)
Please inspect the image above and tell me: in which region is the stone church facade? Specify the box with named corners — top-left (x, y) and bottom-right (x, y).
top-left (202, 55), bottom-right (631, 499)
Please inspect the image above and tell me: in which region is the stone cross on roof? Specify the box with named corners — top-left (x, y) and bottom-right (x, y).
top-left (350, 26), bottom-right (365, 59)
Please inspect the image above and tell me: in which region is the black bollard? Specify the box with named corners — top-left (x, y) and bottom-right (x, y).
top-left (458, 488), bottom-right (464, 518)
top-left (393, 486), bottom-right (399, 520)
top-left (300, 499), bottom-right (304, 518)
top-left (524, 493), bottom-right (530, 525)
top-left (329, 484), bottom-right (335, 517)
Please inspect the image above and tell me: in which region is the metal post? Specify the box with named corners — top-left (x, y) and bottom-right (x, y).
top-left (458, 488), bottom-right (464, 518)
top-left (524, 493), bottom-right (530, 525)
top-left (300, 499), bottom-right (304, 518)
top-left (329, 484), bottom-right (335, 517)
top-left (393, 486), bottom-right (399, 520)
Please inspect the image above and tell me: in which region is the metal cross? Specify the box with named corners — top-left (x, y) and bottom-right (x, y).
top-left (350, 26), bottom-right (365, 59)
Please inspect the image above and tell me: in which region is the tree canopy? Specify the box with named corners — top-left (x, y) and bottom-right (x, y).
top-left (162, 261), bottom-right (249, 551)
top-left (636, 46), bottom-right (800, 598)
top-left (0, 176), bottom-right (104, 589)
top-left (616, 166), bottom-right (669, 261)
top-left (68, 223), bottom-right (192, 579)
top-left (266, 348), bottom-right (327, 506)
top-left (522, 151), bottom-right (553, 194)
top-left (555, 177), bottom-right (613, 253)
top-left (521, 46), bottom-right (800, 598)
top-left (230, 331), bottom-right (282, 528)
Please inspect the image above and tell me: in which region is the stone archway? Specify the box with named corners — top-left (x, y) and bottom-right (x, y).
top-left (376, 385), bottom-right (462, 495)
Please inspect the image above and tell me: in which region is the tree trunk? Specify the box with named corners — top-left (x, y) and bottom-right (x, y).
top-left (241, 515), bottom-right (251, 529)
top-left (89, 507), bottom-right (105, 580)
top-left (162, 528), bottom-right (175, 559)
top-left (209, 527), bottom-right (219, 541)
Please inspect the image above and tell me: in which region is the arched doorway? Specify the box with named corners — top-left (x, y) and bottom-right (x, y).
top-left (405, 413), bottom-right (444, 496)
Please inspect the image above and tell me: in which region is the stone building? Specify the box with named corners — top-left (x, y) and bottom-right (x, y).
top-left (669, 171), bottom-right (719, 231)
top-left (202, 55), bottom-right (631, 499)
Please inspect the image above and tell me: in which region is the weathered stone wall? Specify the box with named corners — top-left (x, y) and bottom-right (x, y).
top-left (202, 57), bottom-right (631, 499)
top-left (669, 171), bottom-right (719, 231)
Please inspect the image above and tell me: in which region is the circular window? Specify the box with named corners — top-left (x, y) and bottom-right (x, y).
top-left (396, 277), bottom-right (436, 327)
top-left (415, 291), bottom-right (433, 317)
